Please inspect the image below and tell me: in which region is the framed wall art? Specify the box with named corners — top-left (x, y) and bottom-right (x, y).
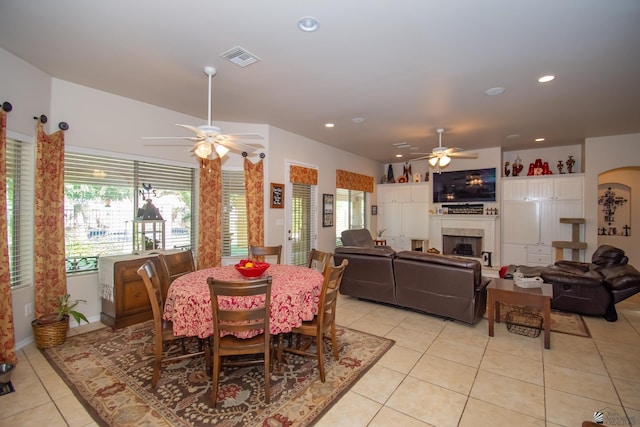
top-left (270, 183), bottom-right (284, 209)
top-left (322, 193), bottom-right (334, 227)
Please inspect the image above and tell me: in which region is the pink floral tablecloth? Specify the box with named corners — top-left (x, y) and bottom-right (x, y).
top-left (163, 264), bottom-right (324, 338)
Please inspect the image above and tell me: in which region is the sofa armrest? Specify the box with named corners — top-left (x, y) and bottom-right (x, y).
top-left (599, 264), bottom-right (640, 291)
top-left (541, 269), bottom-right (604, 288)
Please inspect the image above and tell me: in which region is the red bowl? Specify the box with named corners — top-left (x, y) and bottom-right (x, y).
top-left (234, 261), bottom-right (270, 278)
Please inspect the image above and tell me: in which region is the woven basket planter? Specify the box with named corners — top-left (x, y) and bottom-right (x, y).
top-left (31, 315), bottom-right (69, 349)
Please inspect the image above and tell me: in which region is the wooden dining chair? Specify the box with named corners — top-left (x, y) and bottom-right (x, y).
top-left (160, 249), bottom-right (196, 282)
top-left (137, 260), bottom-right (207, 388)
top-left (207, 276), bottom-right (273, 406)
top-left (249, 245), bottom-right (282, 264)
top-left (307, 248), bottom-right (332, 274)
top-left (284, 259), bottom-right (348, 382)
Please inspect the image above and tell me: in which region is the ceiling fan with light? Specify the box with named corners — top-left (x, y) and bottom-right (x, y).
top-left (143, 66), bottom-right (263, 159)
top-left (411, 128), bottom-right (478, 168)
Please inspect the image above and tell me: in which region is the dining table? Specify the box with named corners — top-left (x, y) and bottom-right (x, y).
top-left (163, 264), bottom-right (325, 339)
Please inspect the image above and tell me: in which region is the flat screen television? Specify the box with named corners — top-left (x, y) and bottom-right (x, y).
top-left (432, 167), bottom-right (497, 203)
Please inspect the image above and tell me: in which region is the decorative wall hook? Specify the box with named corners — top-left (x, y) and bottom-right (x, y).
top-left (1, 101), bottom-right (12, 112)
top-left (58, 121), bottom-right (69, 130)
top-left (33, 114), bottom-right (48, 123)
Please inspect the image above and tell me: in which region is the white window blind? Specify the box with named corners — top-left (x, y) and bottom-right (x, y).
top-left (5, 137), bottom-right (35, 288)
top-left (64, 152), bottom-right (194, 265)
top-left (291, 183), bottom-right (312, 266)
top-left (222, 170), bottom-right (248, 257)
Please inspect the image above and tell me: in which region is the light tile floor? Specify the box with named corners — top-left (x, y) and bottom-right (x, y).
top-left (2, 293), bottom-right (639, 426)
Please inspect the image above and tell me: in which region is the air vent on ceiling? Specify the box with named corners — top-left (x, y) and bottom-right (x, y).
top-left (220, 46), bottom-right (261, 67)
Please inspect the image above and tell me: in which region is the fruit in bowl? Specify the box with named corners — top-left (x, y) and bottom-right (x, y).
top-left (235, 259), bottom-right (270, 278)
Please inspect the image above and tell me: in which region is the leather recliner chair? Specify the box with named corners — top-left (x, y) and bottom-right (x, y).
top-left (541, 245), bottom-right (640, 321)
top-left (340, 229), bottom-right (389, 249)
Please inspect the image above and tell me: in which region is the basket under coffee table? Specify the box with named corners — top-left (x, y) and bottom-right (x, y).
top-left (487, 277), bottom-right (554, 349)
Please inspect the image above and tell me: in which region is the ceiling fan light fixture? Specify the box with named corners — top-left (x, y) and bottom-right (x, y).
top-left (194, 141), bottom-right (213, 159)
top-left (439, 155), bottom-right (451, 167)
top-left (214, 143), bottom-right (230, 158)
top-left (428, 157), bottom-right (439, 167)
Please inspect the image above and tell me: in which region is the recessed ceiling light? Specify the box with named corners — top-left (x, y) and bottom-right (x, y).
top-left (297, 16), bottom-right (319, 32)
top-left (506, 134), bottom-right (521, 140)
top-left (485, 87), bottom-right (505, 96)
top-left (535, 137), bottom-right (545, 142)
top-left (324, 123), bottom-right (334, 128)
top-left (538, 75), bottom-right (555, 83)
top-left (352, 117), bottom-right (365, 124)
top-left (395, 154), bottom-right (403, 158)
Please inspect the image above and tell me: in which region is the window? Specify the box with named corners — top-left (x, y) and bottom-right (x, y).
top-left (290, 183), bottom-right (314, 265)
top-left (64, 152), bottom-right (195, 272)
top-left (335, 188), bottom-right (366, 244)
top-left (221, 169), bottom-right (248, 257)
top-left (5, 136), bottom-right (35, 288)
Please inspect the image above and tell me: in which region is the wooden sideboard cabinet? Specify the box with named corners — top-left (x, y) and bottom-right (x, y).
top-left (99, 253), bottom-right (169, 329)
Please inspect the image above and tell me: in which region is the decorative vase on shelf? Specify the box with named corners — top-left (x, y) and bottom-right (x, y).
top-left (557, 160), bottom-right (564, 174)
top-left (567, 156), bottom-right (575, 173)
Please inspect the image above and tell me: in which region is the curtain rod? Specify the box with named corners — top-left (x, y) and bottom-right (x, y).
top-left (32, 114), bottom-right (69, 130)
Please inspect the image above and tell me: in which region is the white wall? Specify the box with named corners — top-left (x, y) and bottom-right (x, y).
top-left (268, 126), bottom-right (380, 252)
top-left (586, 134), bottom-right (640, 264)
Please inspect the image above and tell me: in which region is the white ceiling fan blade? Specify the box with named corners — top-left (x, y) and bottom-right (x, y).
top-left (449, 152), bottom-right (479, 159)
top-left (217, 138), bottom-right (260, 152)
top-left (222, 133), bottom-right (264, 140)
top-left (409, 154), bottom-right (435, 162)
top-left (176, 124), bottom-right (206, 136)
top-left (142, 136), bottom-right (192, 140)
top-left (143, 143), bottom-right (192, 147)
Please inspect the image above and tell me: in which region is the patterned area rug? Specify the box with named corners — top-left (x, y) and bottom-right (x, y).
top-left (493, 303), bottom-right (591, 338)
top-left (42, 321), bottom-right (393, 426)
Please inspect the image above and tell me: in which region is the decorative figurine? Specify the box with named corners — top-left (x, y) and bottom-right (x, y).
top-left (512, 155), bottom-right (523, 176)
top-left (557, 160), bottom-right (564, 174)
top-left (566, 155), bottom-right (575, 173)
top-left (504, 161), bottom-right (511, 177)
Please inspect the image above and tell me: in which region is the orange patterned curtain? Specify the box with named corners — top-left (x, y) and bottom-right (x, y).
top-left (244, 158), bottom-right (264, 247)
top-left (197, 158), bottom-right (222, 268)
top-left (290, 165), bottom-right (318, 185)
top-left (34, 120), bottom-right (67, 317)
top-left (0, 110), bottom-right (17, 364)
top-left (336, 169), bottom-right (374, 192)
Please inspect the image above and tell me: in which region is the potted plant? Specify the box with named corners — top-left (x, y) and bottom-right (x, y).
top-left (31, 294), bottom-right (89, 349)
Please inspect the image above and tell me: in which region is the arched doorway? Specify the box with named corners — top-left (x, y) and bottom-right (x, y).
top-left (597, 167), bottom-right (640, 263)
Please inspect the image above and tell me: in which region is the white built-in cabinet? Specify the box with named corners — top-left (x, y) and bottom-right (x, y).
top-left (377, 183), bottom-right (429, 251)
top-left (501, 175), bottom-right (583, 266)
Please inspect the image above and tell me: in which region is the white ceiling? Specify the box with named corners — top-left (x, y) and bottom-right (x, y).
top-left (1, 0), bottom-right (639, 163)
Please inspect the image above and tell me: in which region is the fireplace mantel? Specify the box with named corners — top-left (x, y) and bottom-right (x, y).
top-left (429, 215), bottom-right (500, 264)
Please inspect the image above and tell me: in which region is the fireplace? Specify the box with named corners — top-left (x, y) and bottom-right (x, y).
top-left (429, 215), bottom-right (499, 266)
top-left (442, 227), bottom-right (484, 258)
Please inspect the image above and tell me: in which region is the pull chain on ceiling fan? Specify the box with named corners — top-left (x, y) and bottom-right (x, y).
top-left (143, 66), bottom-right (263, 160)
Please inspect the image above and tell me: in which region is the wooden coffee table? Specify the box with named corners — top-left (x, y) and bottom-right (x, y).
top-left (487, 278), bottom-right (554, 349)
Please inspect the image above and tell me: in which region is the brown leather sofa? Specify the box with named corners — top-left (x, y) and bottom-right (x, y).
top-left (334, 247), bottom-right (490, 324)
top-left (541, 245), bottom-right (640, 321)
top-left (333, 246), bottom-right (397, 305)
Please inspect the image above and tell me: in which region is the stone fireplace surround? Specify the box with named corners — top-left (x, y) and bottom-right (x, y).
top-left (429, 215), bottom-right (499, 265)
